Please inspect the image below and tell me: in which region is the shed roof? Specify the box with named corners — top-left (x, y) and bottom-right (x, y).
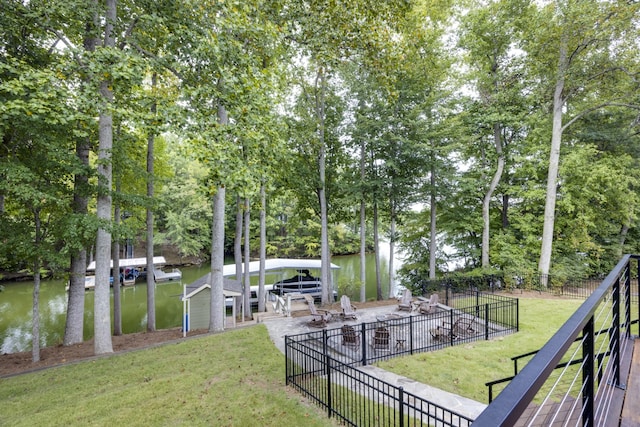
top-left (183, 275), bottom-right (242, 300)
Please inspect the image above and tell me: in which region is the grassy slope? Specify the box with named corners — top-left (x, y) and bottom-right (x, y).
top-left (0, 297), bottom-right (590, 425)
top-left (377, 297), bottom-right (584, 403)
top-left (0, 326), bottom-right (337, 427)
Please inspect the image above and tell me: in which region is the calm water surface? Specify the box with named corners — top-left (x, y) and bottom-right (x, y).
top-left (0, 252), bottom-right (399, 353)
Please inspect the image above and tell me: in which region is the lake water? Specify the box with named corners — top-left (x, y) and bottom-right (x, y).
top-left (0, 252), bottom-right (398, 353)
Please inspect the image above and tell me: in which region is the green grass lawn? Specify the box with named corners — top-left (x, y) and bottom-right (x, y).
top-left (0, 296), bottom-right (616, 425)
top-left (0, 326), bottom-right (338, 427)
top-left (377, 297), bottom-right (585, 403)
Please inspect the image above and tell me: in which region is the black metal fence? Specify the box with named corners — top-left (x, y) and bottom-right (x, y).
top-left (286, 339), bottom-right (475, 426)
top-left (473, 254), bottom-right (640, 426)
top-left (285, 291), bottom-right (518, 426)
top-left (411, 272), bottom-right (605, 300)
top-left (485, 274), bottom-right (638, 405)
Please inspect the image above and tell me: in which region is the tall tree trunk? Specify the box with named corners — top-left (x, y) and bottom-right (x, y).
top-left (359, 139), bottom-right (366, 303)
top-left (373, 200), bottom-right (381, 300)
top-left (32, 268), bottom-right (41, 363)
top-left (481, 123), bottom-right (504, 268)
top-left (209, 102), bottom-right (228, 332)
top-left (258, 182), bottom-right (266, 312)
top-left (209, 185), bottom-right (226, 332)
top-left (539, 33), bottom-right (568, 284)
top-left (31, 208), bottom-right (42, 362)
top-left (64, 0), bottom-right (98, 347)
top-left (64, 139), bottom-right (90, 345)
top-left (234, 195), bottom-right (243, 314)
top-left (387, 206), bottom-right (396, 299)
top-left (429, 153), bottom-right (437, 279)
top-left (94, 0), bottom-right (117, 355)
top-left (146, 73), bottom-right (157, 332)
top-left (243, 198), bottom-right (250, 318)
top-left (65, 249), bottom-right (87, 345)
top-left (112, 200), bottom-right (121, 336)
top-left (316, 67), bottom-right (331, 304)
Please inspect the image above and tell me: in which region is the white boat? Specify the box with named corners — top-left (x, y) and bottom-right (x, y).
top-left (71, 273), bottom-right (136, 291)
top-left (82, 256), bottom-right (179, 289)
top-left (220, 258), bottom-right (340, 307)
top-left (83, 276), bottom-right (96, 290)
top-left (153, 267), bottom-right (182, 282)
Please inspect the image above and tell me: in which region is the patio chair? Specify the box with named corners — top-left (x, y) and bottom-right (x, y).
top-left (418, 293), bottom-right (439, 315)
top-left (340, 295), bottom-right (357, 320)
top-left (429, 316), bottom-right (477, 340)
top-left (341, 325), bottom-right (360, 347)
top-left (371, 326), bottom-right (390, 350)
top-left (430, 322), bottom-right (456, 341)
top-left (452, 316), bottom-right (477, 337)
top-left (303, 294), bottom-right (332, 328)
top-left (397, 289), bottom-right (414, 311)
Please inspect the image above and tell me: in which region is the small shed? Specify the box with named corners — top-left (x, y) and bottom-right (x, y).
top-left (181, 274), bottom-right (242, 336)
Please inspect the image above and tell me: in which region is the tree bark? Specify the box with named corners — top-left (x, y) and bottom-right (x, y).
top-left (112, 201), bottom-right (121, 336)
top-left (258, 182), bottom-right (266, 312)
top-left (539, 33), bottom-right (568, 284)
top-left (209, 185), bottom-right (226, 332)
top-left (32, 208), bottom-right (42, 362)
top-left (429, 152), bottom-right (437, 279)
top-left (209, 101), bottom-right (228, 332)
top-left (64, 138), bottom-right (90, 346)
top-left (243, 198), bottom-right (251, 318)
top-left (373, 200), bottom-right (381, 300)
top-left (64, 0), bottom-right (98, 348)
top-left (94, 0), bottom-right (117, 355)
top-left (316, 67), bottom-right (331, 304)
top-left (481, 123), bottom-right (504, 268)
top-left (234, 195), bottom-right (243, 314)
top-left (359, 139), bottom-right (366, 303)
top-left (387, 206), bottom-right (396, 299)
top-left (146, 73), bottom-right (157, 332)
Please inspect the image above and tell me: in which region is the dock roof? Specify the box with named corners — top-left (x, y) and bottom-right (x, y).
top-left (87, 256), bottom-right (167, 271)
top-left (222, 258), bottom-right (339, 277)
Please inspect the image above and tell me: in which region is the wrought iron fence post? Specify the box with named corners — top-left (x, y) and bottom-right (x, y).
top-left (409, 315), bottom-right (414, 355)
top-left (285, 336), bottom-right (290, 385)
top-left (362, 322), bottom-right (368, 365)
top-left (485, 303), bottom-right (490, 340)
top-left (516, 298), bottom-right (520, 332)
top-left (323, 329), bottom-right (332, 419)
top-left (399, 386), bottom-right (404, 427)
top-left (582, 316), bottom-right (595, 427)
top-left (449, 309), bottom-right (455, 345)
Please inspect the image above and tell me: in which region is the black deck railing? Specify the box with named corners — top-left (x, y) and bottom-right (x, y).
top-left (472, 254), bottom-right (640, 426)
top-left (285, 291), bottom-right (518, 426)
